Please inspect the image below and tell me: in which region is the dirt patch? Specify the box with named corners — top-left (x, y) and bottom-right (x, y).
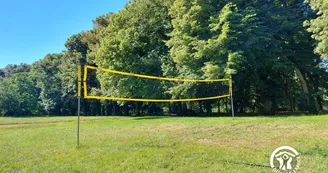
top-left (321, 131), bottom-right (328, 136)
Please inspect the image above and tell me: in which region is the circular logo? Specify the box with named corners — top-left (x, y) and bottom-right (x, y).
top-left (270, 146), bottom-right (301, 173)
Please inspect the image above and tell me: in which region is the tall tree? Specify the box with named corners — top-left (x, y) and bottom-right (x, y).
top-left (95, 0), bottom-right (172, 115)
top-left (31, 54), bottom-right (62, 115)
top-left (0, 73), bottom-right (39, 116)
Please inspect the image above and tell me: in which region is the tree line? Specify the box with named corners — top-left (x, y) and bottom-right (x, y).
top-left (0, 0), bottom-right (327, 116)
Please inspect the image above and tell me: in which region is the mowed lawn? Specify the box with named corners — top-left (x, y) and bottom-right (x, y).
top-left (0, 115), bottom-right (328, 172)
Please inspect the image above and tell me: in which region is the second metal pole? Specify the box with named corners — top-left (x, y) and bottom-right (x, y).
top-left (230, 75), bottom-right (235, 119)
top-left (77, 97), bottom-right (81, 146)
top-left (77, 65), bottom-right (82, 146)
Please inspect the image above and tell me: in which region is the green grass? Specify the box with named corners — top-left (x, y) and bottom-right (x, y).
top-left (1, 115), bottom-right (328, 172)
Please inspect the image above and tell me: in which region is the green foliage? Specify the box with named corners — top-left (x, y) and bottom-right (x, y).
top-left (58, 51), bottom-right (82, 115)
top-left (95, 0), bottom-right (172, 100)
top-left (65, 34), bottom-right (88, 56)
top-left (305, 0), bottom-right (328, 58)
top-left (31, 54), bottom-right (62, 115)
top-left (0, 73), bottom-right (39, 116)
top-left (0, 64), bottom-right (31, 78)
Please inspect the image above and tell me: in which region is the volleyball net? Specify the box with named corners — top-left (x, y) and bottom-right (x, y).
top-left (78, 65), bottom-right (233, 102)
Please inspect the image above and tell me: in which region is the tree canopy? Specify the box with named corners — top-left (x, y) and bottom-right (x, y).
top-left (0, 0), bottom-right (327, 116)
top-left (305, 0), bottom-right (328, 58)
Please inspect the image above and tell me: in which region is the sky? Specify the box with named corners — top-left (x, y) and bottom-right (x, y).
top-left (0, 0), bottom-right (127, 68)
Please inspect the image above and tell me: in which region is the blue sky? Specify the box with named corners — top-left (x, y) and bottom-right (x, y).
top-left (0, 0), bottom-right (127, 68)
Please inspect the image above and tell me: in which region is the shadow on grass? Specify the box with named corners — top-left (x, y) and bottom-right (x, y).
top-left (130, 113), bottom-right (324, 119)
top-left (132, 116), bottom-right (171, 120)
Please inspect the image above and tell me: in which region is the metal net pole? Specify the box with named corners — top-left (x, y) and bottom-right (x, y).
top-left (230, 75), bottom-right (235, 118)
top-left (77, 65), bottom-right (82, 146)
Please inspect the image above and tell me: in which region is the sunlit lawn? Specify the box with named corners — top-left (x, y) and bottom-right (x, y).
top-left (0, 115), bottom-right (328, 172)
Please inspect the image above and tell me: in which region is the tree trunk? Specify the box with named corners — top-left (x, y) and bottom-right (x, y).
top-left (315, 75), bottom-right (323, 111)
top-left (106, 101), bottom-right (112, 115)
top-left (263, 98), bottom-right (272, 114)
top-left (177, 102), bottom-right (182, 115)
top-left (293, 96), bottom-right (296, 112)
top-left (295, 68), bottom-right (318, 114)
top-left (295, 68), bottom-right (310, 106)
top-left (83, 99), bottom-right (89, 116)
top-left (136, 102), bottom-right (141, 116)
top-left (285, 79), bottom-right (293, 111)
top-left (181, 102), bottom-right (187, 112)
top-left (112, 101), bottom-right (117, 116)
top-left (96, 100), bottom-right (101, 116)
top-left (168, 103), bottom-right (172, 114)
top-left (225, 97), bottom-right (228, 113)
top-left (199, 101), bottom-right (204, 113)
top-left (123, 103), bottom-right (130, 116)
top-left (317, 95), bottom-right (323, 111)
top-left (204, 101), bottom-right (212, 115)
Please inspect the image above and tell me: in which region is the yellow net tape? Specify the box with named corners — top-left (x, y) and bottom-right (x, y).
top-left (82, 65), bottom-right (231, 102)
top-left (77, 65), bottom-right (81, 97)
top-left (229, 76), bottom-right (233, 96)
top-left (85, 95), bottom-right (230, 102)
top-left (85, 65), bottom-right (229, 82)
top-left (83, 65), bottom-right (88, 98)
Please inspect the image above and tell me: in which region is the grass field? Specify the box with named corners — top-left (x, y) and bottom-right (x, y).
top-left (1, 115), bottom-right (328, 172)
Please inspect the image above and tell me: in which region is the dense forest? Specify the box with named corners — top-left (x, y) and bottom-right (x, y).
top-left (0, 0), bottom-right (327, 116)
